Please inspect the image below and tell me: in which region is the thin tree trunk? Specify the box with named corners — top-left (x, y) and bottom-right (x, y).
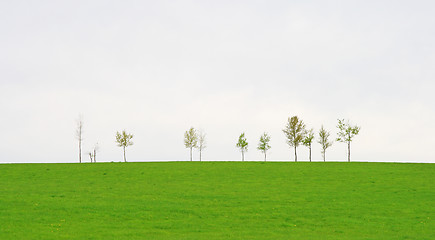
top-left (190, 148), bottom-right (192, 161)
top-left (309, 145), bottom-right (312, 162)
top-left (264, 152), bottom-right (266, 161)
top-left (200, 149), bottom-right (202, 161)
top-left (323, 150), bottom-right (326, 162)
top-left (242, 151), bottom-right (244, 161)
top-left (123, 146), bottom-right (126, 162)
top-left (79, 141), bottom-right (81, 163)
top-left (348, 142), bottom-right (351, 162)
top-left (94, 149), bottom-right (96, 163)
top-left (294, 146), bottom-right (297, 162)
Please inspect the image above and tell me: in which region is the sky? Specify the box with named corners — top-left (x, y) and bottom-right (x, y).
top-left (1, 0), bottom-right (434, 163)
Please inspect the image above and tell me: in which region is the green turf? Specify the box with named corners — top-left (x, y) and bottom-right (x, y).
top-left (0, 162), bottom-right (434, 239)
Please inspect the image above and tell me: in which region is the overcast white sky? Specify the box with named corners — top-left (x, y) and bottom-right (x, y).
top-left (1, 0), bottom-right (434, 163)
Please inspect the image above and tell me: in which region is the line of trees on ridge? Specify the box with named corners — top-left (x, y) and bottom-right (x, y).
top-left (75, 115), bottom-right (360, 163)
top-left (184, 116), bottom-right (360, 162)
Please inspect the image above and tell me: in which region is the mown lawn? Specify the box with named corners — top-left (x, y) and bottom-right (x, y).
top-left (0, 162), bottom-right (434, 239)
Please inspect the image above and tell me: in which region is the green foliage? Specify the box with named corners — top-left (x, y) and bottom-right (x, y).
top-left (336, 119), bottom-right (361, 161)
top-left (302, 128), bottom-right (314, 147)
top-left (184, 127), bottom-right (198, 161)
top-left (184, 127), bottom-right (198, 149)
top-left (302, 128), bottom-right (315, 161)
top-left (257, 132), bottom-right (271, 152)
top-left (1, 162), bottom-right (434, 239)
top-left (115, 130), bottom-right (134, 162)
top-left (236, 132), bottom-right (248, 152)
top-left (282, 116), bottom-right (306, 161)
top-left (282, 116), bottom-right (306, 148)
top-left (257, 132), bottom-right (271, 160)
top-left (115, 130), bottom-right (134, 148)
top-left (236, 132), bottom-right (249, 161)
top-left (336, 119), bottom-right (360, 143)
top-left (318, 125), bottom-right (333, 161)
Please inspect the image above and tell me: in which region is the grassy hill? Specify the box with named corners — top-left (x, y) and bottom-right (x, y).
top-left (1, 162), bottom-right (434, 239)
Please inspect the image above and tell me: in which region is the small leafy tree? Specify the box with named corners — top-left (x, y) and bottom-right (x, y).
top-left (336, 119), bottom-right (360, 162)
top-left (318, 125), bottom-right (333, 162)
top-left (236, 132), bottom-right (248, 161)
top-left (302, 128), bottom-right (315, 162)
top-left (198, 130), bottom-right (206, 161)
top-left (282, 116), bottom-right (306, 161)
top-left (115, 130), bottom-right (134, 162)
top-left (257, 132), bottom-right (271, 161)
top-left (184, 127), bottom-right (198, 161)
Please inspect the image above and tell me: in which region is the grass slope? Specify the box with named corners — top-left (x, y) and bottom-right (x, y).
top-left (0, 162), bottom-right (434, 239)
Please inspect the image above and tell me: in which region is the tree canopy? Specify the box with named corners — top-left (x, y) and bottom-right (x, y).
top-left (184, 127), bottom-right (198, 161)
top-left (282, 116), bottom-right (306, 161)
top-left (236, 132), bottom-right (249, 161)
top-left (257, 132), bottom-right (271, 161)
top-left (115, 130), bottom-right (134, 162)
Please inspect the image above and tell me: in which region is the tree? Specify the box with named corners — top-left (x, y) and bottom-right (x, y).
top-left (336, 119), bottom-right (361, 162)
top-left (318, 125), bottom-right (333, 162)
top-left (184, 127), bottom-right (198, 161)
top-left (88, 143), bottom-right (99, 162)
top-left (115, 130), bottom-right (134, 162)
top-left (236, 132), bottom-right (248, 161)
top-left (302, 128), bottom-right (315, 162)
top-left (257, 132), bottom-right (271, 161)
top-left (282, 116), bottom-right (306, 161)
top-left (198, 130), bottom-right (206, 161)
top-left (75, 115), bottom-right (83, 163)
top-left (93, 143), bottom-right (99, 162)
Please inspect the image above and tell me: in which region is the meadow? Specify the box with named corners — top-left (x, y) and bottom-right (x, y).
top-left (0, 162), bottom-right (434, 239)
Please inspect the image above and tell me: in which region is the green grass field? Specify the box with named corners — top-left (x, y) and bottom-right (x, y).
top-left (1, 162), bottom-right (434, 239)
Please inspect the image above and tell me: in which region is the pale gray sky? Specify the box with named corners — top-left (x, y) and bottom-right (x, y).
top-left (1, 0), bottom-right (434, 163)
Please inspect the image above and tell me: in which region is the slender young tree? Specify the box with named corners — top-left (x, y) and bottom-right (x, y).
top-left (93, 143), bottom-right (99, 162)
top-left (75, 115), bottom-right (83, 163)
top-left (88, 152), bottom-right (93, 162)
top-left (257, 132), bottom-right (271, 161)
top-left (318, 125), bottom-right (333, 162)
top-left (115, 130), bottom-right (134, 162)
top-left (336, 119), bottom-right (361, 162)
top-left (197, 130), bottom-right (206, 161)
top-left (302, 128), bottom-right (315, 162)
top-left (184, 127), bottom-right (198, 161)
top-left (236, 132), bottom-right (248, 161)
top-left (282, 116), bottom-right (306, 161)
